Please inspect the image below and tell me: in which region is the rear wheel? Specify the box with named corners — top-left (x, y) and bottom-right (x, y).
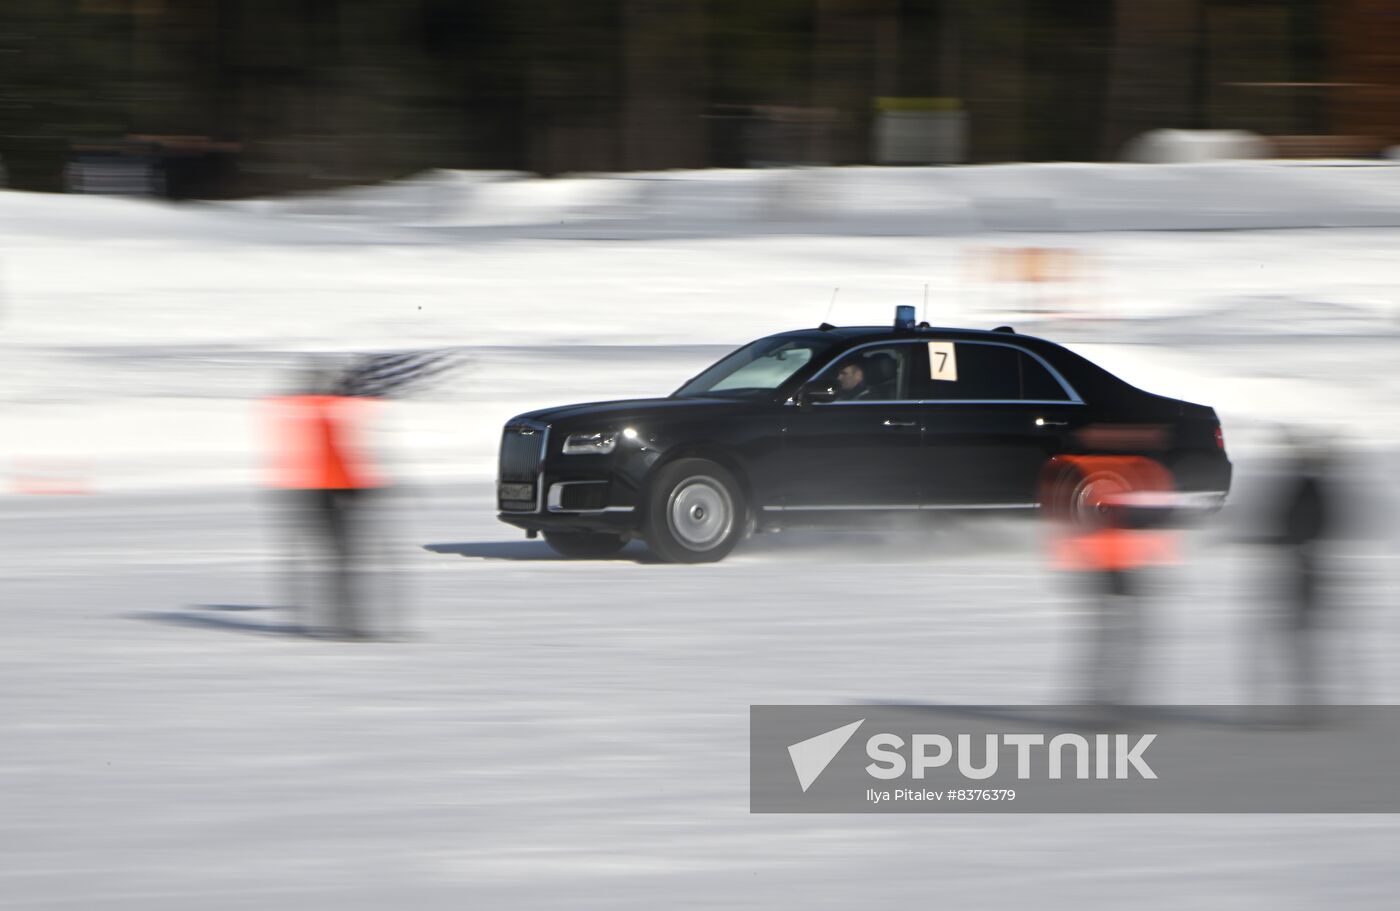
top-left (542, 531), bottom-right (627, 559)
top-left (1041, 458), bottom-right (1128, 527)
top-left (1040, 456), bottom-right (1165, 527)
top-left (1067, 469), bottom-right (1131, 526)
top-left (645, 458), bottom-right (745, 563)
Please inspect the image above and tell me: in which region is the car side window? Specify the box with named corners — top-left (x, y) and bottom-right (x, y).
top-left (818, 345), bottom-right (911, 401)
top-left (922, 342), bottom-right (1072, 402)
top-left (925, 343), bottom-right (1017, 400)
top-left (1018, 351), bottom-right (1072, 401)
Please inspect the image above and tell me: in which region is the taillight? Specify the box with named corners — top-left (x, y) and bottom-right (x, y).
top-left (1214, 424), bottom-right (1225, 451)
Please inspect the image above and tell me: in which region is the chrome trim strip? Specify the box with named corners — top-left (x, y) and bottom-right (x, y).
top-left (808, 399), bottom-right (1085, 407)
top-left (937, 399), bottom-right (1083, 406)
top-left (764, 503), bottom-right (1039, 512)
top-left (765, 504), bottom-right (923, 511)
top-left (536, 425), bottom-right (549, 513)
top-left (545, 480), bottom-right (635, 515)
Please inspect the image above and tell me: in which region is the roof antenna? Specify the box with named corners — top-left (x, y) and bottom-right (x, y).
top-left (821, 286), bottom-right (840, 327)
top-left (921, 283), bottom-right (929, 323)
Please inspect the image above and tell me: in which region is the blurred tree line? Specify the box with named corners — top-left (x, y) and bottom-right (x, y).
top-left (0, 0), bottom-right (1366, 197)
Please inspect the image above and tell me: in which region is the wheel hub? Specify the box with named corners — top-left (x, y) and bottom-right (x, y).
top-left (1073, 473), bottom-right (1129, 525)
top-left (667, 477), bottom-right (733, 551)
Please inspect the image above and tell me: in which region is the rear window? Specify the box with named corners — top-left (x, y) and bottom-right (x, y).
top-left (1019, 353), bottom-right (1072, 401)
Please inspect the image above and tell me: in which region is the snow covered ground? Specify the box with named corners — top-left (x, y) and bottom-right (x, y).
top-left (2, 163), bottom-right (1399, 907)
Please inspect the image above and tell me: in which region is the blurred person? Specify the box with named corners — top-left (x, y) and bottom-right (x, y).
top-left (1043, 457), bottom-right (1178, 707)
top-left (265, 361), bottom-right (384, 639)
top-left (263, 349), bottom-right (458, 638)
top-left (1248, 432), bottom-right (1347, 720)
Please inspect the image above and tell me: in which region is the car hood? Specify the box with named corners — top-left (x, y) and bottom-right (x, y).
top-left (512, 396), bottom-right (747, 426)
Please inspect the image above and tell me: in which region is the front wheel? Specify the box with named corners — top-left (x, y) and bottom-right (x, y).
top-left (542, 531), bottom-right (627, 559)
top-left (645, 458), bottom-right (745, 563)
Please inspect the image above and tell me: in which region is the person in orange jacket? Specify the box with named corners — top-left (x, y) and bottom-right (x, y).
top-left (265, 364), bottom-right (383, 638)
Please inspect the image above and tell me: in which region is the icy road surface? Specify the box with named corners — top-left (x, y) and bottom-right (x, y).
top-left (4, 480), bottom-right (1399, 909)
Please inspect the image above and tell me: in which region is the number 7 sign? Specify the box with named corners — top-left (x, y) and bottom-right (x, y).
top-left (927, 341), bottom-right (958, 382)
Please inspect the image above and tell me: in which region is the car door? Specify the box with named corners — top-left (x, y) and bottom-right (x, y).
top-left (778, 342), bottom-right (927, 512)
top-left (917, 340), bottom-right (1086, 507)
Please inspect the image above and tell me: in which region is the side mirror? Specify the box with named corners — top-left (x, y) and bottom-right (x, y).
top-left (798, 385), bottom-right (838, 407)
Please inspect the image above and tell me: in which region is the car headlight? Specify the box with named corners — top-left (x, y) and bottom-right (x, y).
top-left (562, 431), bottom-right (618, 455)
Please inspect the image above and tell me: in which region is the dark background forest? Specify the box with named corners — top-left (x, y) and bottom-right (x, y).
top-left (0, 0), bottom-right (1391, 197)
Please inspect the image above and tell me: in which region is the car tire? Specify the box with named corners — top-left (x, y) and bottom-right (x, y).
top-left (1041, 456), bottom-right (1166, 527)
top-left (644, 458), bottom-right (745, 564)
top-left (1041, 458), bottom-right (1125, 527)
top-left (542, 531), bottom-right (627, 559)
top-left (1066, 469), bottom-right (1131, 527)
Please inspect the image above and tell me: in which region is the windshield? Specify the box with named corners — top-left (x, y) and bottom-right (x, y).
top-left (674, 335), bottom-right (837, 399)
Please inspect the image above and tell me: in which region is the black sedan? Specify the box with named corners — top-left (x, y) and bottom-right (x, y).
top-left (497, 314), bottom-right (1231, 562)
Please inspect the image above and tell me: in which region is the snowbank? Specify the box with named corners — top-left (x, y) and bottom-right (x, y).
top-left (219, 160), bottom-right (1400, 236)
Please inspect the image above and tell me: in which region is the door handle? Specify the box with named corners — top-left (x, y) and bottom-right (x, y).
top-left (1034, 417), bottom-right (1069, 427)
top-left (883, 419), bottom-right (918, 428)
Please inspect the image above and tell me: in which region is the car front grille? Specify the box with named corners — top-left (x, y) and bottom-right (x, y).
top-left (499, 422), bottom-right (547, 512)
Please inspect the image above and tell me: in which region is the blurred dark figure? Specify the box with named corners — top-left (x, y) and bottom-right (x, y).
top-left (1043, 456), bottom-right (1177, 707)
top-left (1254, 436), bottom-right (1341, 718)
top-left (265, 363), bottom-right (383, 638)
top-left (1083, 563), bottom-right (1142, 708)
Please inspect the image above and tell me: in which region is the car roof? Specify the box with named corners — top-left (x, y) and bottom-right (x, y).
top-left (771, 325), bottom-right (1051, 347)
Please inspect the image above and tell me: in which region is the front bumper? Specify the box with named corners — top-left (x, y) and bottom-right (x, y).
top-left (498, 417), bottom-right (657, 536)
top-left (498, 472), bottom-right (642, 535)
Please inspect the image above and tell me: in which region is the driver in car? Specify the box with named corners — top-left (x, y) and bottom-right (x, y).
top-left (835, 360), bottom-right (873, 400)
